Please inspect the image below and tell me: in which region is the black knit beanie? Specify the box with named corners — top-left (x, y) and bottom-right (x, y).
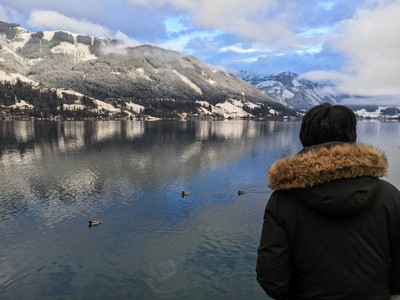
top-left (299, 103), bottom-right (357, 147)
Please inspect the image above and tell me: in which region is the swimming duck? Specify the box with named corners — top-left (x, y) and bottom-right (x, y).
top-left (88, 220), bottom-right (102, 227)
top-left (182, 191), bottom-right (190, 197)
top-left (238, 190), bottom-right (246, 195)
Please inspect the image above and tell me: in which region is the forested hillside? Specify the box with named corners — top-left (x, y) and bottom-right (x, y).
top-left (0, 21), bottom-right (297, 118)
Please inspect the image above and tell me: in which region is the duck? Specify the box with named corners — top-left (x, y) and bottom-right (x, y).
top-left (238, 190), bottom-right (246, 195)
top-left (88, 220), bottom-right (102, 227)
top-left (182, 191), bottom-right (190, 197)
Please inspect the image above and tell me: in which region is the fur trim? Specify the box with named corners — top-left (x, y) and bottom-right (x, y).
top-left (268, 143), bottom-right (388, 191)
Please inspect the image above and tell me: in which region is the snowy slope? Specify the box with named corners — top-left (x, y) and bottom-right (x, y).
top-left (0, 21), bottom-right (296, 118)
top-left (349, 105), bottom-right (400, 119)
top-left (239, 70), bottom-right (337, 111)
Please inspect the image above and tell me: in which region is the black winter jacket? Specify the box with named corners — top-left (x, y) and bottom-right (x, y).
top-left (256, 142), bottom-right (400, 300)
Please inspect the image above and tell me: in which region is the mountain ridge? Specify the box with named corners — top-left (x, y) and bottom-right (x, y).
top-left (239, 70), bottom-right (400, 119)
top-left (238, 70), bottom-right (337, 111)
top-left (0, 21), bottom-right (296, 119)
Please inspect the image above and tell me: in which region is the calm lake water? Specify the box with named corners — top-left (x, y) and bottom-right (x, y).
top-left (0, 120), bottom-right (399, 300)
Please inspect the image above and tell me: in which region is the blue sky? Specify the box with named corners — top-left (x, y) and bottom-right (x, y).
top-left (1, 0), bottom-right (400, 101)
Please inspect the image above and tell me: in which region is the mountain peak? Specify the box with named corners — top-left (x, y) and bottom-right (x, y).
top-left (277, 70), bottom-right (298, 77)
top-left (239, 70), bottom-right (336, 110)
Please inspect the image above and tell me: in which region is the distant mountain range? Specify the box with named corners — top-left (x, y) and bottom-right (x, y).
top-left (0, 21), bottom-right (398, 120)
top-left (0, 21), bottom-right (295, 119)
top-left (238, 70), bottom-right (338, 111)
top-left (239, 70), bottom-right (400, 119)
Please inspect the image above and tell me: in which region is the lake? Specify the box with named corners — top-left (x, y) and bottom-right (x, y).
top-left (0, 120), bottom-right (399, 300)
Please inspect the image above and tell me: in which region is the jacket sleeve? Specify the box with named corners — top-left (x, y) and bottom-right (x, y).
top-left (390, 229), bottom-right (400, 294)
top-left (256, 193), bottom-right (291, 300)
top-left (389, 184), bottom-right (400, 295)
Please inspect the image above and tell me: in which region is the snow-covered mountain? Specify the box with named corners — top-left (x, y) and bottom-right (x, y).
top-left (239, 70), bottom-right (400, 118)
top-left (347, 105), bottom-right (400, 119)
top-left (0, 21), bottom-right (296, 118)
top-left (239, 70), bottom-right (337, 111)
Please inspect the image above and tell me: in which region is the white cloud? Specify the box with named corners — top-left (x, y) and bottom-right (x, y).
top-left (0, 4), bottom-right (8, 21)
top-left (304, 0), bottom-right (400, 98)
top-left (26, 10), bottom-right (141, 54)
top-left (159, 38), bottom-right (190, 54)
top-left (341, 95), bottom-right (400, 106)
top-left (114, 31), bottom-right (141, 47)
top-left (0, 4), bottom-right (21, 23)
top-left (219, 45), bottom-right (258, 54)
top-left (101, 31), bottom-right (141, 55)
top-left (128, 0), bottom-right (299, 49)
top-left (159, 28), bottom-right (222, 54)
top-left (27, 10), bottom-right (113, 37)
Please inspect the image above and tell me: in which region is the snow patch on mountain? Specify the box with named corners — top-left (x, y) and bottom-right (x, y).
top-left (94, 100), bottom-right (120, 112)
top-left (126, 102), bottom-right (145, 113)
top-left (42, 31), bottom-right (55, 41)
top-left (215, 101), bottom-right (252, 118)
top-left (245, 101), bottom-right (260, 109)
top-left (201, 71), bottom-right (217, 85)
top-left (215, 99), bottom-right (255, 118)
top-left (56, 88), bottom-right (85, 99)
top-left (258, 80), bottom-right (276, 88)
top-left (195, 99), bottom-right (257, 118)
top-left (6, 28), bottom-right (31, 51)
top-left (173, 70), bottom-right (202, 94)
top-left (207, 78), bottom-right (216, 85)
top-left (282, 89), bottom-right (295, 100)
top-left (198, 106), bottom-right (212, 115)
top-left (292, 79), bottom-right (302, 87)
top-left (353, 106), bottom-right (400, 119)
top-left (137, 68), bottom-right (152, 81)
top-left (51, 42), bottom-right (97, 62)
top-left (9, 99), bottom-right (34, 109)
top-left (0, 70), bottom-right (36, 84)
top-left (0, 42), bottom-right (31, 70)
top-left (355, 108), bottom-right (381, 118)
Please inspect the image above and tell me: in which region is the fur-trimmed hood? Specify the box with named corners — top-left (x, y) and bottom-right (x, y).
top-left (268, 142), bottom-right (388, 191)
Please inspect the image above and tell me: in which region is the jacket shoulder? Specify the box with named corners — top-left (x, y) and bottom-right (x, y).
top-left (374, 179), bottom-right (400, 204)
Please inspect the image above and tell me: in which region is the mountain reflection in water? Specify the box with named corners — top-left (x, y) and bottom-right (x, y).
top-left (0, 120), bottom-right (399, 300)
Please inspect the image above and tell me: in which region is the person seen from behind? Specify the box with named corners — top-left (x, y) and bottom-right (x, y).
top-left (256, 103), bottom-right (400, 299)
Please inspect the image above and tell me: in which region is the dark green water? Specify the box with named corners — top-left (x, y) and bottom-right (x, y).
top-left (0, 120), bottom-right (399, 299)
